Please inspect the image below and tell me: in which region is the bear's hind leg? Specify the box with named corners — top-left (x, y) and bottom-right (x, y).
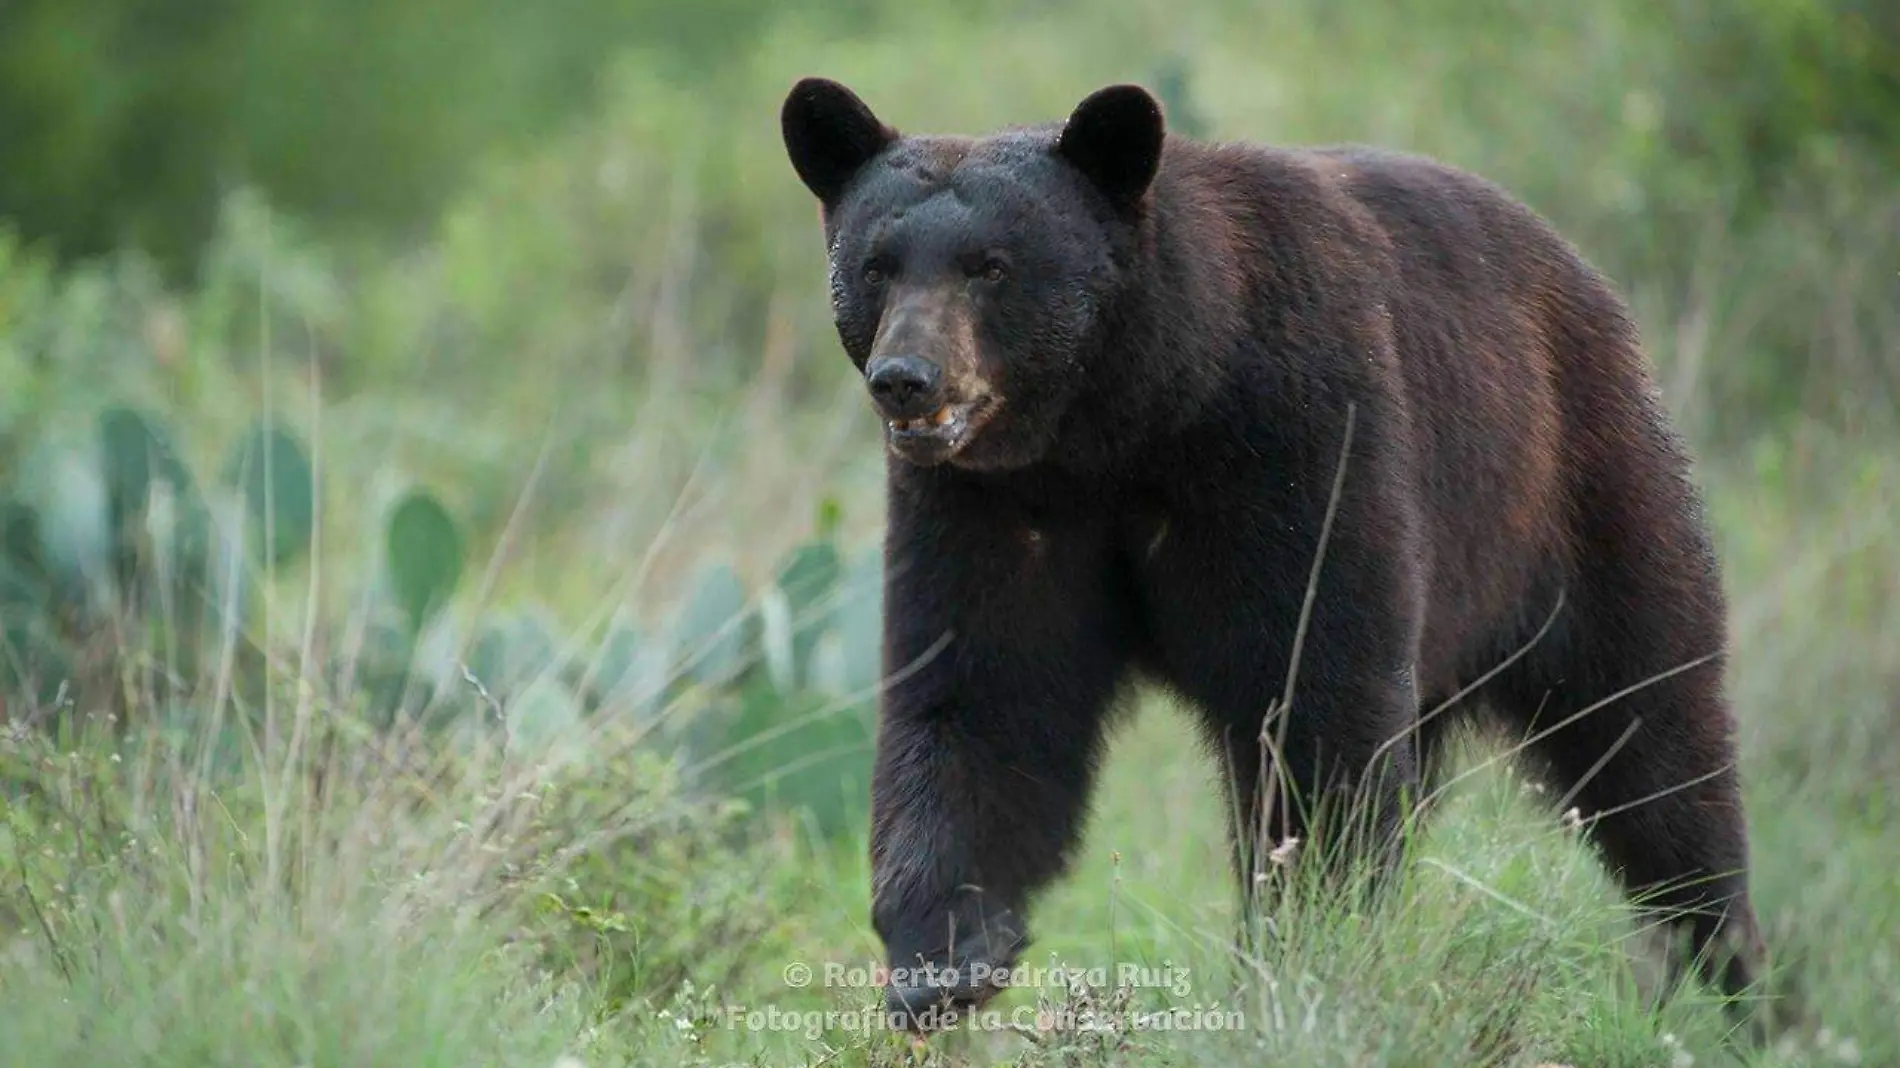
top-left (1490, 580), bottom-right (1771, 1027)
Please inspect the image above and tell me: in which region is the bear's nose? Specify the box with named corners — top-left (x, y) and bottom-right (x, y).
top-left (865, 354), bottom-right (943, 420)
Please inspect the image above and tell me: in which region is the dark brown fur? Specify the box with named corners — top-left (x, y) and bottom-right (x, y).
top-left (781, 78), bottom-right (1773, 1036)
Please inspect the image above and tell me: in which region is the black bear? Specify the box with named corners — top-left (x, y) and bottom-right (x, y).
top-left (780, 76), bottom-right (1770, 1033)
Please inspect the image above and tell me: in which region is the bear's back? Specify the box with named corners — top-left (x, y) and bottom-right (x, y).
top-left (1160, 137), bottom-right (1667, 674)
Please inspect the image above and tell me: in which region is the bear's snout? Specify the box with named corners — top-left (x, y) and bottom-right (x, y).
top-left (865, 353), bottom-right (944, 421)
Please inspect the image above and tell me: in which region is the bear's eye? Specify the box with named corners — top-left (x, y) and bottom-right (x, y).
top-left (862, 261), bottom-right (889, 287)
top-left (980, 257), bottom-right (1009, 283)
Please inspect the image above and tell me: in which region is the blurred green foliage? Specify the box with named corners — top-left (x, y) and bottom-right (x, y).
top-left (0, 0), bottom-right (852, 277)
top-left (7, 0), bottom-right (1895, 438)
top-left (1654, 0), bottom-right (1900, 213)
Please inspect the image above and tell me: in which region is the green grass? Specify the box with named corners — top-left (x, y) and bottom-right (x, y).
top-left (1, 443), bottom-right (1894, 1068)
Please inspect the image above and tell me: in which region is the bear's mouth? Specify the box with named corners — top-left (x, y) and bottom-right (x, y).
top-left (884, 398), bottom-right (997, 464)
top-left (887, 404), bottom-right (961, 435)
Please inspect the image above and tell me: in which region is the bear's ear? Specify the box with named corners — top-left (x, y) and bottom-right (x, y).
top-left (782, 77), bottom-right (898, 205)
top-left (1056, 84), bottom-right (1166, 210)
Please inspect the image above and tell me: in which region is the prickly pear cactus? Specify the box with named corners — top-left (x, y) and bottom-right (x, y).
top-left (15, 427), bottom-right (113, 612)
top-left (97, 406), bottom-right (193, 499)
top-left (466, 609), bottom-right (560, 701)
top-left (384, 489), bottom-right (464, 635)
top-left (97, 406), bottom-right (197, 557)
top-left (222, 422), bottom-right (316, 568)
top-left (588, 617), bottom-right (673, 720)
top-left (671, 560), bottom-right (754, 690)
top-left (807, 546), bottom-right (883, 701)
top-left (773, 538), bottom-right (843, 690)
top-left (504, 676), bottom-right (586, 761)
top-left (0, 496), bottom-right (47, 610)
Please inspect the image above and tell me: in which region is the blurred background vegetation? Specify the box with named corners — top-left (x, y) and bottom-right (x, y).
top-left (0, 1), bottom-right (1897, 1064)
top-left (4, 0), bottom-right (1895, 426)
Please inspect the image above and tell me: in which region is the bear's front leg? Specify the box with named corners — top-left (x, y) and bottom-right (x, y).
top-left (867, 494), bottom-right (1134, 1032)
top-left (1145, 480), bottom-right (1429, 926)
top-left (1219, 648), bottom-right (1423, 919)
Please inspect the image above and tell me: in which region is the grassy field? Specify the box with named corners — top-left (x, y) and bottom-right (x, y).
top-left (2, 2), bottom-right (1898, 1066)
top-left (1, 420), bottom-right (1894, 1068)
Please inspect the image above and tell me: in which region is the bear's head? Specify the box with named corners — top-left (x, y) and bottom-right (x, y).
top-left (781, 78), bottom-right (1167, 473)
